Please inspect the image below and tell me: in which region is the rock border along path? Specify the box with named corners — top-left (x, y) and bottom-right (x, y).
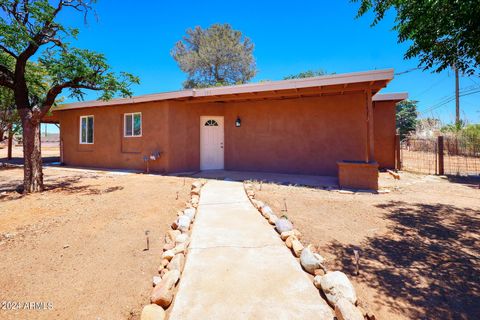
top-left (168, 180), bottom-right (333, 319)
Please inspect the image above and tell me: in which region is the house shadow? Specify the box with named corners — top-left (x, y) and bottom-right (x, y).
top-left (324, 201), bottom-right (480, 320)
top-left (176, 170), bottom-right (339, 189)
top-left (445, 175), bottom-right (480, 190)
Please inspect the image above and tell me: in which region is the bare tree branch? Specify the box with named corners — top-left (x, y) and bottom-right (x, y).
top-left (40, 78), bottom-right (102, 117)
top-left (0, 45), bottom-right (18, 58)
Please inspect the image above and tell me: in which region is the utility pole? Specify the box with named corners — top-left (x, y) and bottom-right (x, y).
top-left (454, 66), bottom-right (460, 127)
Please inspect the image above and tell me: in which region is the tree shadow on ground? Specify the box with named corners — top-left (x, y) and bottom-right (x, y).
top-left (324, 201), bottom-right (480, 320)
top-left (0, 175), bottom-right (123, 200)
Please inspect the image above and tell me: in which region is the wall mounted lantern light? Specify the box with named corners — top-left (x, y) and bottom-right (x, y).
top-left (235, 116), bottom-right (241, 127)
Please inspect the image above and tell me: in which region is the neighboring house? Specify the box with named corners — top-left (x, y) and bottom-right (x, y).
top-left (50, 69), bottom-right (407, 190)
top-left (415, 118), bottom-right (442, 138)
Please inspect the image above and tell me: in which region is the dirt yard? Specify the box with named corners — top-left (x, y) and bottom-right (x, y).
top-left (255, 172), bottom-right (480, 320)
top-left (0, 166), bottom-right (193, 319)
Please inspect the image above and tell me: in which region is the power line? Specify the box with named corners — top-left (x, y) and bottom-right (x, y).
top-left (418, 87), bottom-right (480, 116)
top-left (421, 84), bottom-right (479, 110)
top-left (415, 76), bottom-right (448, 98)
top-left (394, 67), bottom-right (421, 76)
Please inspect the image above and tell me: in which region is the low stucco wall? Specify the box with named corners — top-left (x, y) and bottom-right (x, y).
top-left (56, 91), bottom-right (394, 177)
top-left (338, 161), bottom-right (379, 190)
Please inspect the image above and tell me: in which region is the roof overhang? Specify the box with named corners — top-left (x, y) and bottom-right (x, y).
top-left (54, 69), bottom-right (394, 111)
top-left (373, 92), bottom-right (408, 102)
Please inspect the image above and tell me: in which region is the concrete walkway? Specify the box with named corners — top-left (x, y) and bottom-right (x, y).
top-left (169, 180), bottom-right (333, 319)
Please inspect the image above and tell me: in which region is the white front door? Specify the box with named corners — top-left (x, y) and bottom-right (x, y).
top-left (200, 116), bottom-right (224, 170)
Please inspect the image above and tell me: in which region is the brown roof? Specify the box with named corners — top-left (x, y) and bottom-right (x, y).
top-left (54, 69), bottom-right (395, 111)
top-left (373, 92), bottom-right (408, 102)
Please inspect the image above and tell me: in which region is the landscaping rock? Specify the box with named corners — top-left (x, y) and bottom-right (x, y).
top-left (173, 242), bottom-right (187, 255)
top-left (292, 229), bottom-right (302, 239)
top-left (177, 215), bottom-right (191, 232)
top-left (314, 268), bottom-right (326, 276)
top-left (335, 297), bottom-right (364, 320)
top-left (158, 259), bottom-right (170, 272)
top-left (175, 233), bottom-right (189, 244)
top-left (292, 239), bottom-right (304, 257)
top-left (191, 181), bottom-right (202, 189)
top-left (275, 217), bottom-right (293, 234)
top-left (183, 208), bottom-right (196, 220)
top-left (314, 271), bottom-right (357, 305)
top-left (167, 253), bottom-right (185, 272)
top-left (280, 230), bottom-right (295, 241)
top-left (300, 246), bottom-right (325, 274)
top-left (152, 276), bottom-right (162, 287)
top-left (163, 242), bottom-right (175, 252)
top-left (191, 195), bottom-right (200, 204)
top-left (161, 250), bottom-right (175, 261)
top-left (150, 270), bottom-right (180, 308)
top-left (191, 187), bottom-right (200, 196)
top-left (141, 304), bottom-right (166, 320)
top-left (285, 235), bottom-right (297, 249)
top-left (253, 200), bottom-right (264, 209)
top-left (268, 214), bottom-right (278, 225)
top-left (167, 230), bottom-right (181, 242)
top-left (260, 205), bottom-right (273, 217)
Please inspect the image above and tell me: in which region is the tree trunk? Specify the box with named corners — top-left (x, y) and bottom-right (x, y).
top-left (22, 117), bottom-right (43, 193)
top-left (7, 125), bottom-right (13, 160)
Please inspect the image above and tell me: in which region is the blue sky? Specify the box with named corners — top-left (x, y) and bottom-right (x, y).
top-left (44, 0), bottom-right (480, 133)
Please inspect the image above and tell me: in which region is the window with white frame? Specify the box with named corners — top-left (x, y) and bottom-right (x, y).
top-left (124, 112), bottom-right (142, 137)
top-left (80, 115), bottom-right (94, 144)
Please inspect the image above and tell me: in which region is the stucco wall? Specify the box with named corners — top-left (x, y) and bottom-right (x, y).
top-left (221, 93), bottom-right (368, 175)
top-left (58, 101), bottom-right (170, 172)
top-left (166, 101), bottom-right (226, 173)
top-left (373, 100), bottom-right (396, 169)
top-left (164, 93), bottom-right (368, 176)
top-left (56, 91), bottom-right (391, 176)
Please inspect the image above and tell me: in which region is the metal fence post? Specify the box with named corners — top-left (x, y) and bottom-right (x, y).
top-left (438, 136), bottom-right (444, 175)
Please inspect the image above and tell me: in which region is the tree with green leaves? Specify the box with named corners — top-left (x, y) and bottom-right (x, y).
top-left (0, 0), bottom-right (139, 193)
top-left (171, 23), bottom-right (256, 89)
top-left (283, 69), bottom-right (329, 80)
top-left (352, 0), bottom-right (480, 75)
top-left (396, 99), bottom-right (418, 138)
top-left (0, 86), bottom-right (15, 142)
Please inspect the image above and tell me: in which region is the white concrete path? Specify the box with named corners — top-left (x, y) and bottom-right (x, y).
top-left (169, 180), bottom-right (333, 319)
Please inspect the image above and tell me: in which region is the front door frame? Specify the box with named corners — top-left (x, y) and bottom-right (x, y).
top-left (200, 116), bottom-right (225, 170)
